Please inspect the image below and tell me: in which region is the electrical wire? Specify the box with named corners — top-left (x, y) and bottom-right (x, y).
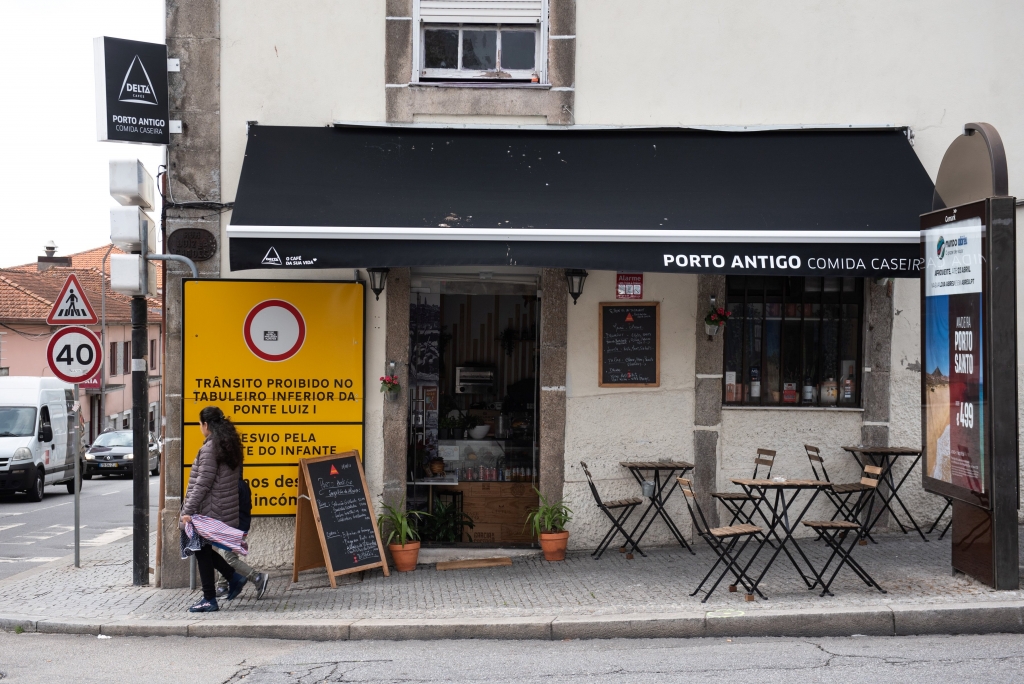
top-left (157, 165), bottom-right (234, 211)
top-left (0, 322), bottom-right (52, 339)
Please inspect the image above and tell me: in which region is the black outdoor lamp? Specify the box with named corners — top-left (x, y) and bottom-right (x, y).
top-left (564, 269), bottom-right (588, 305)
top-left (367, 268), bottom-right (390, 301)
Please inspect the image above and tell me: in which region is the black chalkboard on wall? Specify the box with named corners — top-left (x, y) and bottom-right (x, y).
top-left (599, 302), bottom-right (660, 388)
top-left (291, 451), bottom-right (389, 586)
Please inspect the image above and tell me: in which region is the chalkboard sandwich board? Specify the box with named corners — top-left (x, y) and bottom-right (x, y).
top-left (292, 451), bottom-right (389, 586)
top-left (599, 302), bottom-right (660, 388)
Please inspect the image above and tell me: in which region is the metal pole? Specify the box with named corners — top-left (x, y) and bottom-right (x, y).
top-left (99, 245), bottom-right (114, 436)
top-left (73, 384), bottom-right (80, 568)
top-left (145, 254), bottom-right (197, 279)
top-left (131, 296), bottom-right (149, 586)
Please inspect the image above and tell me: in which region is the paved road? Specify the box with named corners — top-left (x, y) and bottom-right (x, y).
top-left (0, 474), bottom-right (159, 580)
top-left (1, 632), bottom-right (1023, 683)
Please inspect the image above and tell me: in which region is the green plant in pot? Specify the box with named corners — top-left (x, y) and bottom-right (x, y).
top-left (437, 415), bottom-right (459, 440)
top-left (377, 498), bottom-right (429, 572)
top-left (525, 490), bottom-right (573, 561)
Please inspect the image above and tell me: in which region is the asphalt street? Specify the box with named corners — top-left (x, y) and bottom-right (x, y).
top-left (0, 473), bottom-right (159, 580)
top-left (1, 632), bottom-right (1024, 683)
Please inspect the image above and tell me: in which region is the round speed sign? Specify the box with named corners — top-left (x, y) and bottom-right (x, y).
top-left (46, 326), bottom-right (102, 384)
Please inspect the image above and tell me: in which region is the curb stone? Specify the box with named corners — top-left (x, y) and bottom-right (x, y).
top-left (4, 602), bottom-right (1024, 641)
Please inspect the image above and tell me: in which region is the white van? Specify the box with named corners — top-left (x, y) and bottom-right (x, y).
top-left (0, 377), bottom-right (76, 501)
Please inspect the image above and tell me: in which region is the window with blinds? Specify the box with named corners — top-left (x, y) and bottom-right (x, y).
top-left (414, 0), bottom-right (547, 82)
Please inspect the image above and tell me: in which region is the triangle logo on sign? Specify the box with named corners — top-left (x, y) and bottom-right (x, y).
top-left (329, 464), bottom-right (339, 476)
top-left (46, 274), bottom-right (98, 325)
top-left (624, 313), bottom-right (634, 322)
top-left (118, 55), bottom-right (159, 105)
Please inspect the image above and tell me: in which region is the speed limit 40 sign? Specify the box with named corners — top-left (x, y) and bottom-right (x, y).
top-left (47, 326), bottom-right (103, 384)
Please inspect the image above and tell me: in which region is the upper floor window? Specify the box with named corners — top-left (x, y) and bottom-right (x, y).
top-left (422, 26), bottom-right (539, 80)
top-left (415, 1), bottom-right (546, 83)
top-left (723, 276), bottom-right (864, 408)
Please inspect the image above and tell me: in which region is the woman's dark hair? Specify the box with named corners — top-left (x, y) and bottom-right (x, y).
top-left (199, 406), bottom-right (243, 470)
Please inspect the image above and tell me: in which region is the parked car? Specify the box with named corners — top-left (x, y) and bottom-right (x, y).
top-left (0, 377), bottom-right (77, 500)
top-left (83, 430), bottom-right (160, 479)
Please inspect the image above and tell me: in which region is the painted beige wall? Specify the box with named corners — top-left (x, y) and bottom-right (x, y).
top-left (563, 270), bottom-right (698, 548)
top-left (219, 0), bottom-right (387, 566)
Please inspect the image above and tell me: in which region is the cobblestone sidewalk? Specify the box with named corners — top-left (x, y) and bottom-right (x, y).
top-left (0, 530), bottom-right (1017, 623)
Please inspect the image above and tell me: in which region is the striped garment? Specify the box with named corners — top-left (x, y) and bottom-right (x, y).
top-left (186, 514), bottom-right (249, 556)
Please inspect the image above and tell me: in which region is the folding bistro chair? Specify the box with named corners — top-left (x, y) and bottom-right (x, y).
top-left (677, 477), bottom-right (766, 603)
top-left (580, 461), bottom-right (645, 559)
top-left (801, 465), bottom-right (887, 597)
top-left (711, 448), bottom-right (776, 527)
top-left (804, 444), bottom-right (876, 541)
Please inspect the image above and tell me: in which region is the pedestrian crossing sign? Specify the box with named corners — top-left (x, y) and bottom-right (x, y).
top-left (46, 274), bottom-right (99, 325)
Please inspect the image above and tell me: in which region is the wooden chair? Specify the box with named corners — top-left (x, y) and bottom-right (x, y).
top-left (677, 477), bottom-right (766, 603)
top-left (804, 444), bottom-right (876, 541)
top-left (801, 465), bottom-right (886, 597)
top-left (580, 461), bottom-right (645, 559)
top-left (711, 448), bottom-right (776, 528)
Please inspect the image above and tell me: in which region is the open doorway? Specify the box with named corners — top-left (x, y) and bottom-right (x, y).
top-left (408, 288), bottom-right (540, 545)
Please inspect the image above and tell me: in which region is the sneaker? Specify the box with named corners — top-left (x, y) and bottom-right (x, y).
top-left (253, 572), bottom-right (270, 599)
top-left (226, 572), bottom-right (248, 600)
top-left (188, 597), bottom-right (219, 613)
top-left (215, 584), bottom-right (228, 598)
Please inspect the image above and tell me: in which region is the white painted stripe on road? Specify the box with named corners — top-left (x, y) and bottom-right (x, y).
top-left (80, 527), bottom-right (133, 547)
top-left (0, 524), bottom-right (25, 532)
top-left (0, 501), bottom-right (72, 517)
top-left (15, 524), bottom-right (74, 542)
top-left (0, 557), bottom-right (61, 563)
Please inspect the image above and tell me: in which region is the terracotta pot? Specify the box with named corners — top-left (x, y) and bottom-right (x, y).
top-left (389, 541), bottom-right (421, 572)
top-left (538, 531), bottom-right (570, 561)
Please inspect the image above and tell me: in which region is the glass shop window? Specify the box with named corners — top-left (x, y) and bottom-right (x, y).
top-left (723, 277), bottom-right (863, 407)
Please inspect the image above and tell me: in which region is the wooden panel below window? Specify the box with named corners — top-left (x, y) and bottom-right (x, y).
top-left (437, 482), bottom-right (537, 544)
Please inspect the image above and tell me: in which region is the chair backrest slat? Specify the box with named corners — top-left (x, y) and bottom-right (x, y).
top-left (676, 477), bottom-right (712, 536)
top-left (860, 464), bottom-right (882, 489)
top-left (864, 465), bottom-right (883, 474)
top-left (803, 444), bottom-right (830, 482)
top-left (752, 448), bottom-right (776, 479)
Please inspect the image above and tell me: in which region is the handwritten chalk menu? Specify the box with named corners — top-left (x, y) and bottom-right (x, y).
top-left (599, 302), bottom-right (660, 388)
top-left (291, 451), bottom-right (389, 586)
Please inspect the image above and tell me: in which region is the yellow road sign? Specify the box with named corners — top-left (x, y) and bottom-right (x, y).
top-left (183, 280), bottom-right (364, 516)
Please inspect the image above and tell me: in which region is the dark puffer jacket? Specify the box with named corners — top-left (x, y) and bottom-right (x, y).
top-left (182, 439), bottom-right (240, 528)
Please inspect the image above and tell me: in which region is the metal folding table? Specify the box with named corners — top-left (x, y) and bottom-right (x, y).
top-left (619, 460), bottom-right (695, 555)
top-left (841, 446), bottom-right (927, 542)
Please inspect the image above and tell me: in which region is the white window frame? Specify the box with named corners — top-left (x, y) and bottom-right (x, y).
top-left (413, 0), bottom-right (548, 84)
top-left (420, 25), bottom-right (541, 81)
top-left (121, 410), bottom-right (131, 430)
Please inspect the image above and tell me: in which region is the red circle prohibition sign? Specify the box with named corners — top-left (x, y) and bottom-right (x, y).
top-left (243, 299), bottom-right (306, 362)
top-left (46, 326), bottom-right (103, 384)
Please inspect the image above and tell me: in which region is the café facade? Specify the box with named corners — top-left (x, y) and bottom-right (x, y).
top-left (158, 0), bottom-right (1023, 582)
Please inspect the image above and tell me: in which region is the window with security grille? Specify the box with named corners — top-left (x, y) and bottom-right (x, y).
top-left (723, 277), bottom-right (864, 407)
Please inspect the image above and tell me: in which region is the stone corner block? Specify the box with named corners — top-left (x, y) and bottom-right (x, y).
top-left (891, 601), bottom-right (1024, 636)
top-left (704, 606), bottom-right (894, 638)
top-left (350, 617), bottom-right (554, 641)
top-left (551, 612), bottom-right (705, 640)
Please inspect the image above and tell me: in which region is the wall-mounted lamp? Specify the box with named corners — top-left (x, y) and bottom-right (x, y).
top-left (367, 268), bottom-right (390, 301)
top-left (710, 295), bottom-right (716, 308)
top-left (564, 269), bottom-right (588, 305)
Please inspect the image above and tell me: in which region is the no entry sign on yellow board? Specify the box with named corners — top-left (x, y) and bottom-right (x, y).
top-left (183, 280), bottom-right (364, 515)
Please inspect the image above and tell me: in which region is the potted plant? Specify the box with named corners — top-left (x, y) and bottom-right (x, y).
top-left (437, 415), bottom-right (459, 440)
top-left (704, 306), bottom-right (732, 336)
top-left (380, 374), bottom-right (400, 400)
top-left (526, 490), bottom-right (573, 561)
top-left (377, 499), bottom-right (428, 571)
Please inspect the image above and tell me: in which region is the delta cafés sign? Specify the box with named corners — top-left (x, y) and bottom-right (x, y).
top-left (94, 37), bottom-right (168, 145)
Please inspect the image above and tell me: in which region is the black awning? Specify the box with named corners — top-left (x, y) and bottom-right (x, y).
top-left (228, 125), bottom-right (935, 276)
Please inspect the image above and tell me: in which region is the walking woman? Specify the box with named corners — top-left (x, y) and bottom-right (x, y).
top-left (181, 406), bottom-right (246, 612)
